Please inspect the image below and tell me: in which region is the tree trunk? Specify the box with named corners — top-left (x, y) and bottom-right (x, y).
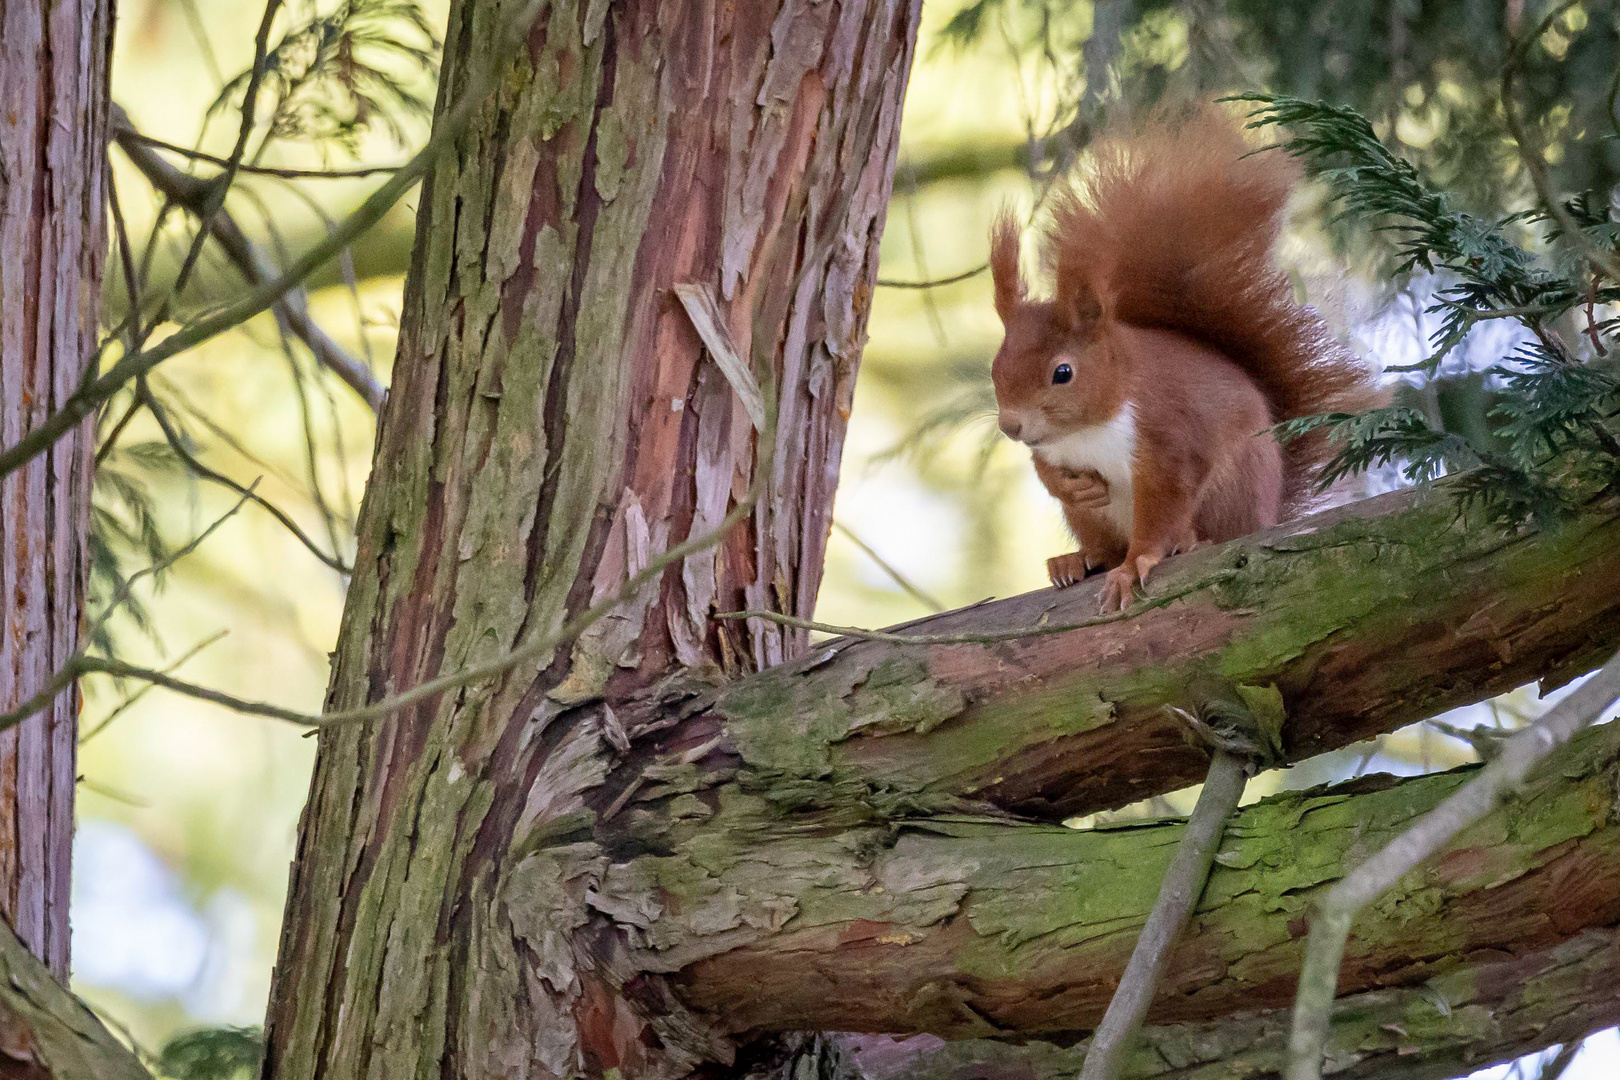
top-left (0, 0), bottom-right (112, 978)
top-left (262, 2), bottom-right (922, 1077)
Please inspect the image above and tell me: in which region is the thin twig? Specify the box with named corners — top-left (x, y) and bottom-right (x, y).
top-left (158, 0), bottom-right (286, 331)
top-left (1079, 749), bottom-right (1249, 1080)
top-left (138, 382), bottom-right (352, 574)
top-left (86, 485), bottom-right (258, 649)
top-left (111, 104), bottom-right (387, 411)
top-left (1501, 0), bottom-right (1620, 284)
top-left (0, 0), bottom-right (545, 480)
top-left (832, 519), bottom-right (945, 611)
top-left (716, 569), bottom-right (1235, 645)
top-left (7, 494), bottom-right (255, 730)
top-left (119, 128), bottom-right (405, 179)
top-left (79, 630), bottom-right (230, 745)
top-left (1286, 647), bottom-right (1620, 1080)
top-left (875, 263), bottom-right (988, 289)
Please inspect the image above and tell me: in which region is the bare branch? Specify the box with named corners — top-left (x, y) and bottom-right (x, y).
top-left (116, 128), bottom-right (405, 179)
top-left (1078, 749), bottom-right (1248, 1080)
top-left (157, 0), bottom-right (287, 333)
top-left (0, 0), bottom-right (546, 480)
top-left (1287, 647), bottom-right (1620, 1080)
top-left (138, 381), bottom-right (353, 573)
top-left (111, 104), bottom-right (387, 411)
top-left (832, 520), bottom-right (946, 611)
top-left (714, 564), bottom-right (1236, 643)
top-left (1501, 1), bottom-right (1620, 285)
top-left (875, 264), bottom-right (989, 290)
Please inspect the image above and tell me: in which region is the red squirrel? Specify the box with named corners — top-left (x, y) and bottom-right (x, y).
top-left (989, 105), bottom-right (1380, 613)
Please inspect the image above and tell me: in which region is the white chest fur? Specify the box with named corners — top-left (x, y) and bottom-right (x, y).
top-left (1034, 402), bottom-right (1137, 537)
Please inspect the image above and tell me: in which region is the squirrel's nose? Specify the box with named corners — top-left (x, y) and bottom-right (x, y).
top-left (999, 415), bottom-right (1023, 441)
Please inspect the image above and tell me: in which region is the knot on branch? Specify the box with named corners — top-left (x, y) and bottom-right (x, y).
top-left (1166, 682), bottom-right (1289, 770)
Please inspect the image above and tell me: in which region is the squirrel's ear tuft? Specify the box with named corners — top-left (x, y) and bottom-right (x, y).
top-left (1045, 183), bottom-right (1112, 331)
top-left (989, 209), bottom-right (1025, 323)
top-left (1054, 271), bottom-right (1107, 329)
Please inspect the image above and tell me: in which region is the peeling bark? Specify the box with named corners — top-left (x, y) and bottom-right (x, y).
top-left (628, 722), bottom-right (1620, 1039)
top-left (262, 3), bottom-right (922, 1078)
top-left (0, 0), bottom-right (112, 977)
top-left (845, 925), bottom-right (1620, 1080)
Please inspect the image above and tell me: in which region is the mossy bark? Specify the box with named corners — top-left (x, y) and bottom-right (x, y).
top-left (649, 487), bottom-right (1620, 822)
top-left (261, 3), bottom-right (922, 1078)
top-left (0, 918), bottom-right (149, 1080)
top-left (0, 0), bottom-right (112, 977)
top-left (621, 722), bottom-right (1620, 1039)
top-left (846, 925), bottom-right (1620, 1080)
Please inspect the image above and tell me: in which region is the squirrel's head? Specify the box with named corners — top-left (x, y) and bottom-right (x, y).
top-left (987, 211), bottom-right (1126, 448)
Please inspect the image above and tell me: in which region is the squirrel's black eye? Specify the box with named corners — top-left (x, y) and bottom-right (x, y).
top-left (1052, 363), bottom-right (1073, 385)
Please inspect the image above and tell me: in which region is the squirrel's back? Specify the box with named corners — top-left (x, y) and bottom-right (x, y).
top-left (1043, 104), bottom-right (1380, 512)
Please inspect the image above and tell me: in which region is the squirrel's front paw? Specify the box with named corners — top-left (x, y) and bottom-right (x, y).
top-left (1047, 552), bottom-right (1095, 589)
top-left (1055, 468), bottom-right (1110, 509)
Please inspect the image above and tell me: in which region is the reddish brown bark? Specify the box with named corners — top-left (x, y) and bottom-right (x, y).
top-left (262, 3), bottom-right (921, 1078)
top-left (0, 0), bottom-right (113, 977)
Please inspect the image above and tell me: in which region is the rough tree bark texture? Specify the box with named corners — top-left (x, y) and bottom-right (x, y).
top-left (0, 0), bottom-right (112, 978)
top-left (0, 917), bottom-right (147, 1080)
top-left (659, 720), bottom-right (1620, 1037)
top-left (257, 4), bottom-right (1620, 1079)
top-left (655, 487), bottom-right (1620, 822)
top-left (847, 925), bottom-right (1620, 1080)
top-left (262, 2), bottom-right (922, 1078)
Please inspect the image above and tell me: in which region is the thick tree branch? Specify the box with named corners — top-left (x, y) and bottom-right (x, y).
top-left (663, 485), bottom-right (1620, 823)
top-left (635, 719), bottom-right (1620, 1037)
top-left (843, 925), bottom-right (1620, 1080)
top-left (0, 917), bottom-right (151, 1080)
top-left (1288, 647), bottom-right (1620, 1080)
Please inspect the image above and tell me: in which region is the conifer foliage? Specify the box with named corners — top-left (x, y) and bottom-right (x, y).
top-left (1243, 94), bottom-right (1620, 528)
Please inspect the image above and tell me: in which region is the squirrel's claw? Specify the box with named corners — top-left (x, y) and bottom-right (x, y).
top-left (1099, 564), bottom-right (1137, 612)
top-left (1047, 552), bottom-right (1092, 589)
top-left (1100, 552), bottom-right (1164, 613)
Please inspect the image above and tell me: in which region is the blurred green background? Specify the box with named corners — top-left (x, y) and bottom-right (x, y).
top-left (79, 2), bottom-right (1617, 1076)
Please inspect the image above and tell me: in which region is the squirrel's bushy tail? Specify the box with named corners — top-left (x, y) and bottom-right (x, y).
top-left (1043, 104), bottom-right (1381, 513)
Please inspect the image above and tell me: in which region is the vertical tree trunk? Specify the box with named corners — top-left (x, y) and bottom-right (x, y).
top-left (262, 2), bottom-right (921, 1077)
top-left (0, 0), bottom-right (112, 978)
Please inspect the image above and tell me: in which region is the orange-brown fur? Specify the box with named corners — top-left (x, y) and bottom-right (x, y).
top-left (989, 104), bottom-right (1380, 612)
